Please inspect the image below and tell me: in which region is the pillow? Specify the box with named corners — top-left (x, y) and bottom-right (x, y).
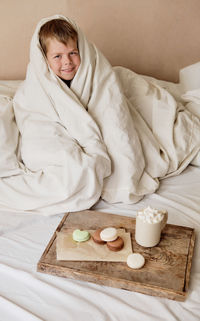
top-left (0, 94), bottom-right (20, 177)
top-left (0, 80), bottom-right (22, 98)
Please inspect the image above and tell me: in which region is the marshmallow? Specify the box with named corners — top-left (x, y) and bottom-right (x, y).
top-left (137, 206), bottom-right (166, 224)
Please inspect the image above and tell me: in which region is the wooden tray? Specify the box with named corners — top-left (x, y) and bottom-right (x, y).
top-left (37, 210), bottom-right (195, 301)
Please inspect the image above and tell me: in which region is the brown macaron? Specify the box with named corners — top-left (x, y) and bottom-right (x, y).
top-left (92, 228), bottom-right (106, 245)
top-left (107, 236), bottom-right (124, 252)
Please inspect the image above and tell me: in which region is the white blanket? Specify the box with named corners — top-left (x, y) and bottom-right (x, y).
top-left (0, 15), bottom-right (200, 215)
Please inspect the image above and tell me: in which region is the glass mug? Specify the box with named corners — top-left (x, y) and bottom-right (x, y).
top-left (135, 207), bottom-right (168, 247)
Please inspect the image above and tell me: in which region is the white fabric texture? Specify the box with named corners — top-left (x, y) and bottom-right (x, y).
top-left (0, 15), bottom-right (200, 215)
top-left (0, 95), bottom-right (20, 177)
top-left (180, 62), bottom-right (200, 166)
top-left (0, 81), bottom-right (22, 177)
top-left (0, 165), bottom-right (200, 321)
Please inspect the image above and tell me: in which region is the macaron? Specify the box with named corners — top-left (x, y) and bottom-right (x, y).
top-left (107, 236), bottom-right (124, 252)
top-left (127, 253), bottom-right (145, 269)
top-left (100, 227), bottom-right (118, 242)
top-left (72, 229), bottom-right (90, 242)
top-left (92, 228), bottom-right (106, 244)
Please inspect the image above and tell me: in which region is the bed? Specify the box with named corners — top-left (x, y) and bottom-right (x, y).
top-left (1, 1), bottom-right (200, 320)
top-left (0, 160), bottom-right (200, 320)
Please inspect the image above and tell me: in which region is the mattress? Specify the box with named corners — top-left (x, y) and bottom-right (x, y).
top-left (0, 164), bottom-right (200, 321)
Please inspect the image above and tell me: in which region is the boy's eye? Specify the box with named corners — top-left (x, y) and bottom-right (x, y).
top-left (70, 51), bottom-right (78, 55)
top-left (54, 55), bottom-right (61, 59)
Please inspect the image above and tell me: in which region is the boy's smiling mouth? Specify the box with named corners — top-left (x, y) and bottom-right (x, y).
top-left (61, 67), bottom-right (74, 72)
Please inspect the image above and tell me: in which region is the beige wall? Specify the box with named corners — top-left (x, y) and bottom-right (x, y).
top-left (1, 0), bottom-right (200, 82)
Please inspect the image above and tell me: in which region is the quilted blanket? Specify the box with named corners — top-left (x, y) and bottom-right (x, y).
top-left (0, 15), bottom-right (200, 215)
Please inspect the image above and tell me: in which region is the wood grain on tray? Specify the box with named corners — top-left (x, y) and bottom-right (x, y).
top-left (37, 210), bottom-right (195, 301)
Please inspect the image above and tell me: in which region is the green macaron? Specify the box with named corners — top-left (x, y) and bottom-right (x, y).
top-left (72, 229), bottom-right (90, 242)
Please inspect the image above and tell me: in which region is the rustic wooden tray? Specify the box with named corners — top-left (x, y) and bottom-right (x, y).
top-left (37, 210), bottom-right (195, 301)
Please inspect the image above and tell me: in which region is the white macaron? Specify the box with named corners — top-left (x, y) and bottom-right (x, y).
top-left (100, 227), bottom-right (118, 242)
top-left (127, 253), bottom-right (145, 269)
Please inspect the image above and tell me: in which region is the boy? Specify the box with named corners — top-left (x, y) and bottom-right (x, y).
top-left (39, 19), bottom-right (81, 87)
top-left (10, 14), bottom-right (200, 214)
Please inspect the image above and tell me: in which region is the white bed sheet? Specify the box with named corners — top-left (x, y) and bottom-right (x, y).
top-left (0, 165), bottom-right (200, 321)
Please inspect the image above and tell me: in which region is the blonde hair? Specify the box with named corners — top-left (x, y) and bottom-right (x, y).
top-left (39, 19), bottom-right (78, 55)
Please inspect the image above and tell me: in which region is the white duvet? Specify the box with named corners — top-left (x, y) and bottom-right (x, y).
top-left (0, 15), bottom-right (200, 215)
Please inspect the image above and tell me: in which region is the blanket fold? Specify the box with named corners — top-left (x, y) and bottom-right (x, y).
top-left (0, 14), bottom-right (200, 214)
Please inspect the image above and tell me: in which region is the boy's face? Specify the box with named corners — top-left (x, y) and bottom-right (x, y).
top-left (46, 37), bottom-right (81, 81)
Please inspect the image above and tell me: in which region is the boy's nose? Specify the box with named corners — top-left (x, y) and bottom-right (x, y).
top-left (63, 55), bottom-right (72, 65)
